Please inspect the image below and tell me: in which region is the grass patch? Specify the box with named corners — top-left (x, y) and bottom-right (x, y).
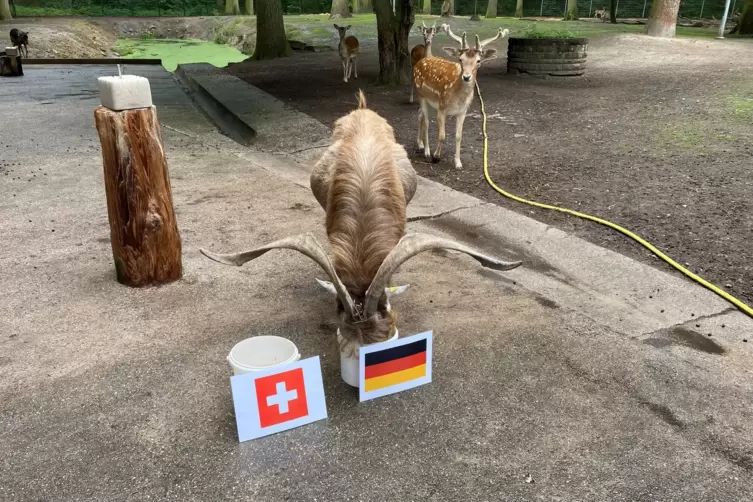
top-left (521, 23), bottom-right (577, 38)
top-left (115, 37), bottom-right (248, 72)
top-left (729, 96), bottom-right (753, 118)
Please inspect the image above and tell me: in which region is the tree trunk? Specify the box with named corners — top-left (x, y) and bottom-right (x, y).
top-left (609, 0), bottom-right (616, 22)
top-left (515, 0), bottom-right (523, 17)
top-left (356, 0), bottom-right (373, 13)
top-left (740, 0), bottom-right (753, 35)
top-left (252, 0), bottom-right (291, 59)
top-left (244, 0), bottom-right (254, 15)
top-left (375, 0), bottom-right (398, 83)
top-left (330, 0), bottom-right (353, 18)
top-left (0, 0), bottom-right (11, 20)
top-left (644, 0), bottom-right (681, 36)
top-left (395, 0), bottom-right (415, 83)
top-left (563, 0), bottom-right (578, 19)
top-left (93, 106), bottom-right (183, 287)
top-left (423, 0), bottom-right (431, 14)
top-left (225, 0), bottom-right (241, 14)
top-left (486, 0), bottom-right (497, 17)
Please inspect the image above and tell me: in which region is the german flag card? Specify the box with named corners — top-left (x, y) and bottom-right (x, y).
top-left (358, 331), bottom-right (433, 402)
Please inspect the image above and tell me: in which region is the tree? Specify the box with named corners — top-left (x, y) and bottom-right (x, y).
top-left (374, 0), bottom-right (414, 84)
top-left (609, 0), bottom-right (616, 22)
top-left (644, 0), bottom-right (681, 36)
top-left (330, 0), bottom-right (352, 18)
top-left (423, 0), bottom-right (431, 15)
top-left (486, 0), bottom-right (497, 18)
top-left (440, 0), bottom-right (452, 16)
top-left (357, 0), bottom-right (374, 13)
top-left (244, 0), bottom-right (254, 15)
top-left (252, 0), bottom-right (291, 59)
top-left (225, 0), bottom-right (241, 14)
top-left (515, 0), bottom-right (523, 17)
top-left (563, 0), bottom-right (577, 19)
top-left (1, 0), bottom-right (12, 20)
top-left (739, 0), bottom-right (753, 35)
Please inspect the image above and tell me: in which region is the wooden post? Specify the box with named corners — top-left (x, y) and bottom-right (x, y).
top-left (0, 50), bottom-right (23, 77)
top-left (94, 105), bottom-right (183, 287)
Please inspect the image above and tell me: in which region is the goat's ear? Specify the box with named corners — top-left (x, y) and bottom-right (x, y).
top-left (316, 278), bottom-right (338, 295)
top-left (443, 46), bottom-right (461, 58)
top-left (385, 284), bottom-right (411, 297)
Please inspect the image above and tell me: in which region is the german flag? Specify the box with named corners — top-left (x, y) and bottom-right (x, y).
top-left (364, 337), bottom-right (428, 392)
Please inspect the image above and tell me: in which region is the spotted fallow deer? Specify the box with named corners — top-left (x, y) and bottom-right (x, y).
top-left (413, 25), bottom-right (509, 169)
top-left (410, 20), bottom-right (440, 104)
top-left (334, 24), bottom-right (359, 83)
top-left (200, 91), bottom-right (522, 356)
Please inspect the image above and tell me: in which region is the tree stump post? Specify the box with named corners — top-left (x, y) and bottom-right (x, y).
top-left (94, 77), bottom-right (182, 287)
top-left (0, 48), bottom-right (23, 77)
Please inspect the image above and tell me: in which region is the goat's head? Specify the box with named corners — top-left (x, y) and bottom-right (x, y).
top-left (441, 26), bottom-right (509, 84)
top-left (201, 232), bottom-right (521, 356)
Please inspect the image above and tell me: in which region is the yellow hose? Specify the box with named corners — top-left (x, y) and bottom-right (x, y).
top-left (475, 81), bottom-right (753, 319)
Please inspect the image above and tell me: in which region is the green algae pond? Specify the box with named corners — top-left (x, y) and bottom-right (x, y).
top-left (115, 38), bottom-right (248, 72)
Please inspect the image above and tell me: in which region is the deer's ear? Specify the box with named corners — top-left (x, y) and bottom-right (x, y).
top-left (345, 25), bottom-right (352, 30)
top-left (481, 48), bottom-right (498, 61)
top-left (443, 46), bottom-right (461, 58)
top-left (333, 24), bottom-right (340, 29)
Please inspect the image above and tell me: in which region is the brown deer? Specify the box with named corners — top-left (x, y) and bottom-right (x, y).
top-left (200, 91), bottom-right (521, 356)
top-left (413, 24), bottom-right (508, 169)
top-left (410, 20), bottom-right (440, 104)
top-left (334, 24), bottom-right (359, 83)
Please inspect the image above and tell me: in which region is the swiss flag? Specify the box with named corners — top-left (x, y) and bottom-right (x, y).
top-left (230, 356), bottom-right (327, 442)
top-left (254, 367), bottom-right (309, 428)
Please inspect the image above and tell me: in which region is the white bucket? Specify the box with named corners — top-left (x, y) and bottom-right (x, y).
top-left (338, 328), bottom-right (399, 387)
top-left (227, 335), bottom-right (301, 375)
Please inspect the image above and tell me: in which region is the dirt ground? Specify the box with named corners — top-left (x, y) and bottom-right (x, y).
top-left (226, 33), bottom-right (753, 307)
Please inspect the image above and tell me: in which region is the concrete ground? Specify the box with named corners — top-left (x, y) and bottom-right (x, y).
top-left (1, 65), bottom-right (752, 502)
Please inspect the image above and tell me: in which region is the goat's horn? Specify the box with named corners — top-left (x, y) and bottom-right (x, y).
top-left (479, 27), bottom-right (508, 48)
top-left (362, 233), bottom-right (522, 316)
top-left (200, 232), bottom-right (357, 318)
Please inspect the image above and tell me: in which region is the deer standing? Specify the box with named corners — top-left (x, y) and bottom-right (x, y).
top-left (334, 24), bottom-right (359, 83)
top-left (409, 21), bottom-right (440, 104)
top-left (412, 25), bottom-right (508, 169)
top-left (200, 91), bottom-right (521, 356)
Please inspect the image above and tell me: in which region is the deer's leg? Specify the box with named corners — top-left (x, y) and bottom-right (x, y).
top-left (454, 111), bottom-right (467, 170)
top-left (353, 56), bottom-right (358, 79)
top-left (418, 101), bottom-right (431, 159)
top-left (409, 69), bottom-right (414, 104)
top-left (342, 59), bottom-right (348, 82)
top-left (432, 110), bottom-right (446, 163)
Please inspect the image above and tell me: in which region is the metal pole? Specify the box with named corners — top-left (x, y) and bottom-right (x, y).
top-left (717, 0), bottom-right (732, 38)
top-left (540, 0), bottom-right (544, 16)
top-left (642, 0), bottom-right (647, 17)
top-left (589, 0), bottom-right (593, 16)
top-left (615, 0), bottom-right (619, 17)
top-left (699, 0), bottom-right (705, 18)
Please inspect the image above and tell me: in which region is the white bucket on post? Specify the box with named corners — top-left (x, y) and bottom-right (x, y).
top-left (338, 329), bottom-right (399, 387)
top-left (227, 335), bottom-right (301, 375)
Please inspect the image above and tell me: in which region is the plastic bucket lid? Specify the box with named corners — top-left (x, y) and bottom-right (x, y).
top-left (228, 335), bottom-right (299, 373)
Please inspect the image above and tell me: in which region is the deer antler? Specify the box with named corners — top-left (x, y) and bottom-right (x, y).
top-left (478, 27), bottom-right (509, 49)
top-left (443, 24), bottom-right (468, 49)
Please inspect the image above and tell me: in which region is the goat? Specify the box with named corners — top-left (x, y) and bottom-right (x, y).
top-left (334, 24), bottom-right (359, 83)
top-left (9, 29), bottom-right (29, 58)
top-left (200, 91), bottom-right (521, 356)
top-left (413, 24), bottom-right (508, 169)
top-left (410, 20), bottom-right (439, 104)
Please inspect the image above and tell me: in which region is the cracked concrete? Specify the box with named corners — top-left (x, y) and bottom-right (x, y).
top-left (2, 64), bottom-right (753, 502)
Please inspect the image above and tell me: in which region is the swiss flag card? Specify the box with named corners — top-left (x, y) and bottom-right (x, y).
top-left (230, 356), bottom-right (328, 442)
